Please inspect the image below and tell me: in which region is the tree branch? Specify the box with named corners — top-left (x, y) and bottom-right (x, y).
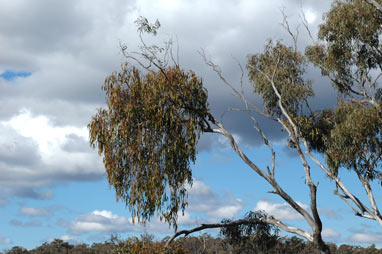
top-left (364, 0), bottom-right (382, 12)
top-left (165, 217), bottom-right (313, 246)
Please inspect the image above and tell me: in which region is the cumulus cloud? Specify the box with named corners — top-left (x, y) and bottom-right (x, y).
top-left (0, 234), bottom-right (11, 245)
top-left (20, 207), bottom-right (53, 217)
top-left (349, 229), bottom-right (382, 243)
top-left (0, 110), bottom-right (104, 199)
top-left (66, 180), bottom-right (246, 235)
top-left (253, 200), bottom-right (308, 220)
top-left (60, 235), bottom-right (81, 244)
top-left (187, 179), bottom-right (244, 221)
top-left (0, 0), bottom-right (343, 247)
top-left (0, 0), bottom-right (337, 208)
top-left (70, 210), bottom-right (132, 235)
top-left (322, 228), bottom-right (341, 240)
top-left (349, 232), bottom-right (382, 243)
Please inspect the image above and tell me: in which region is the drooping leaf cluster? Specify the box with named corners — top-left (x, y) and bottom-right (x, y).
top-left (247, 41), bottom-right (313, 118)
top-left (325, 101), bottom-right (382, 179)
top-left (301, 0), bottom-right (382, 180)
top-left (220, 211), bottom-right (279, 254)
top-left (88, 63), bottom-right (210, 228)
top-left (306, 0), bottom-right (382, 94)
top-left (292, 109), bottom-right (335, 153)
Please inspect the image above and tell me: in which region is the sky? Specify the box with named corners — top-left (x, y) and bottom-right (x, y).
top-left (1, 0), bottom-right (382, 251)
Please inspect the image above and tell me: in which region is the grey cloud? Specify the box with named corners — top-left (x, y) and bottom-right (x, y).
top-left (322, 228), bottom-right (341, 240)
top-left (0, 116), bottom-right (104, 200)
top-left (0, 0), bottom-right (91, 57)
top-left (186, 180), bottom-right (244, 220)
top-left (62, 134), bottom-right (90, 153)
top-left (10, 219), bottom-right (42, 227)
top-left (69, 210), bottom-right (133, 235)
top-left (0, 0), bottom-right (337, 203)
top-left (0, 0), bottom-right (336, 138)
top-left (0, 126), bottom-right (41, 167)
top-left (348, 230), bottom-right (382, 243)
top-left (66, 180), bottom-right (246, 236)
top-left (0, 97), bottom-right (101, 127)
top-left (0, 234), bottom-right (11, 245)
top-left (7, 188), bottom-right (54, 200)
top-left (144, 0), bottom-right (336, 149)
top-left (0, 195), bottom-right (8, 207)
top-left (319, 208), bottom-right (342, 220)
top-left (20, 207), bottom-right (53, 217)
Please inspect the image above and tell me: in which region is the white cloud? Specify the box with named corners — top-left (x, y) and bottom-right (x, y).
top-left (322, 228), bottom-right (341, 240)
top-left (59, 235), bottom-right (81, 244)
top-left (0, 234), bottom-right (11, 245)
top-left (211, 201), bottom-right (244, 219)
top-left (3, 109), bottom-right (87, 156)
top-left (177, 212), bottom-right (196, 226)
top-left (187, 180), bottom-right (244, 220)
top-left (67, 180), bottom-right (246, 236)
top-left (217, 133), bottom-right (242, 149)
top-left (254, 200), bottom-right (308, 220)
top-left (20, 207), bottom-right (52, 217)
top-left (187, 180), bottom-right (211, 196)
top-left (303, 9), bottom-right (317, 24)
top-left (0, 0), bottom-right (336, 205)
top-left (0, 110), bottom-right (104, 199)
top-left (349, 232), bottom-right (382, 243)
top-left (70, 210), bottom-right (132, 234)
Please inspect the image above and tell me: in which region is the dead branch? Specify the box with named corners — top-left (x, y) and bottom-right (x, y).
top-left (165, 217), bottom-right (313, 247)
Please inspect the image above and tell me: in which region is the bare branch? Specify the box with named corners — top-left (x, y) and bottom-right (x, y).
top-left (200, 49), bottom-right (277, 121)
top-left (300, 10), bottom-right (316, 44)
top-left (211, 120), bottom-right (316, 230)
top-left (281, 9), bottom-right (299, 51)
top-left (300, 137), bottom-right (382, 226)
top-left (165, 217), bottom-right (313, 246)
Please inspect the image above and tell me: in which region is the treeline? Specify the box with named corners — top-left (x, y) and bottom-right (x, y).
top-left (3, 233), bottom-right (382, 254)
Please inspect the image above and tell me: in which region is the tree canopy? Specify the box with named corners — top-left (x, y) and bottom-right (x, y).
top-left (88, 1), bottom-right (382, 253)
top-left (89, 64), bottom-right (210, 227)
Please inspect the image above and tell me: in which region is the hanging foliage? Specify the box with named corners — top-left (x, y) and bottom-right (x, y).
top-left (88, 63), bottom-right (210, 228)
top-left (247, 40), bottom-right (313, 118)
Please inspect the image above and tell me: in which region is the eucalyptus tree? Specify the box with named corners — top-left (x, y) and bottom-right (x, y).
top-left (88, 1), bottom-right (382, 253)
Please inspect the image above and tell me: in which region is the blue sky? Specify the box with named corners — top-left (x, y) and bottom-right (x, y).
top-left (0, 71), bottom-right (31, 81)
top-left (1, 0), bottom-right (382, 251)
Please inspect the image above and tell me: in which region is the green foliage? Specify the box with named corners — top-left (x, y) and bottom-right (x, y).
top-left (29, 239), bottom-right (74, 254)
top-left (112, 235), bottom-right (186, 254)
top-left (220, 211), bottom-right (279, 254)
top-left (247, 40), bottom-right (313, 117)
top-left (325, 101), bottom-right (382, 178)
top-left (6, 246), bottom-right (29, 254)
top-left (303, 0), bottom-right (382, 182)
top-left (306, 0), bottom-right (382, 94)
top-left (88, 63), bottom-right (210, 228)
top-left (296, 99), bottom-right (382, 181)
top-left (10, 233), bottom-right (382, 254)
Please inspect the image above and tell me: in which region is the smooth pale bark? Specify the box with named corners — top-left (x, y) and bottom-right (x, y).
top-left (364, 0), bottom-right (382, 12)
